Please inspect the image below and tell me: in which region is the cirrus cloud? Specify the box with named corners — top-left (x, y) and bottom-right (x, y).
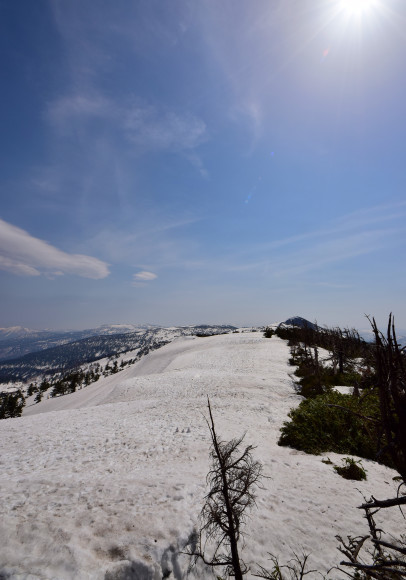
top-left (124, 106), bottom-right (207, 153)
top-left (46, 93), bottom-right (207, 154)
top-left (0, 219), bottom-right (109, 279)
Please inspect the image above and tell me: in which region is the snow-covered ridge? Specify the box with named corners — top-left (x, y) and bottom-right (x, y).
top-left (0, 332), bottom-right (400, 579)
top-left (0, 317), bottom-right (311, 363)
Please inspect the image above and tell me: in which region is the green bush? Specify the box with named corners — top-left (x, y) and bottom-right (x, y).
top-left (294, 366), bottom-right (364, 399)
top-left (278, 390), bottom-right (387, 462)
top-left (334, 457), bottom-right (367, 481)
top-left (296, 372), bottom-right (328, 398)
top-left (293, 362), bottom-right (333, 397)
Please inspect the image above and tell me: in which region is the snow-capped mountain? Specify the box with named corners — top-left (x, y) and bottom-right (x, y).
top-left (0, 326), bottom-right (44, 339)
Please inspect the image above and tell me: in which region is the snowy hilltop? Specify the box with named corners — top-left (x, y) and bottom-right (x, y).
top-left (0, 332), bottom-right (401, 579)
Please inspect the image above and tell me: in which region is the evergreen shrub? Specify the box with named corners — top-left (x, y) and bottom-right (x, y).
top-left (334, 457), bottom-right (367, 481)
top-left (0, 390), bottom-right (25, 419)
top-left (278, 390), bottom-right (388, 463)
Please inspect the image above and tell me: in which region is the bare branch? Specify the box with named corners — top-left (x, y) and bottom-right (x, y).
top-left (359, 496), bottom-right (406, 509)
top-left (324, 404), bottom-right (380, 424)
top-left (371, 539), bottom-right (406, 557)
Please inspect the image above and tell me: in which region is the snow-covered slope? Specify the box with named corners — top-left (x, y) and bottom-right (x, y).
top-left (0, 333), bottom-right (401, 579)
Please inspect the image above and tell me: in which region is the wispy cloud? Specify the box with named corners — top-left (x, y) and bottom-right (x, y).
top-left (46, 94), bottom-right (113, 129)
top-left (0, 219), bottom-right (109, 279)
top-left (46, 92), bottom-right (207, 158)
top-left (124, 106), bottom-right (207, 153)
top-left (213, 201), bottom-right (406, 279)
top-left (335, 201), bottom-right (406, 230)
top-left (132, 270), bottom-right (157, 287)
top-left (88, 214), bottom-right (201, 265)
top-left (133, 271), bottom-right (157, 281)
top-left (254, 202), bottom-right (406, 255)
top-left (273, 229), bottom-right (395, 277)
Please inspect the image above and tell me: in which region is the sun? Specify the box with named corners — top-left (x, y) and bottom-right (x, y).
top-left (338, 0), bottom-right (379, 16)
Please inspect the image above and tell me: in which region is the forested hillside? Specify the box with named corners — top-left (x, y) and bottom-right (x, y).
top-left (0, 325), bottom-right (237, 382)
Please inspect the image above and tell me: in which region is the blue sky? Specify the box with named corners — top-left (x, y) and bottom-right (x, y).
top-left (1, 0), bottom-right (405, 330)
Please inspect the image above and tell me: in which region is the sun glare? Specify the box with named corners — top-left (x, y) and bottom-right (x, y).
top-left (338, 0), bottom-right (379, 16)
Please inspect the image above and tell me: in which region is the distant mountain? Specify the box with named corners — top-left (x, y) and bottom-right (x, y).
top-left (0, 324), bottom-right (237, 382)
top-left (91, 324), bottom-right (152, 335)
top-left (0, 326), bottom-right (40, 339)
top-left (0, 324), bottom-right (154, 362)
top-left (360, 328), bottom-right (406, 347)
top-left (279, 317), bottom-right (318, 331)
top-left (279, 317), bottom-right (406, 347)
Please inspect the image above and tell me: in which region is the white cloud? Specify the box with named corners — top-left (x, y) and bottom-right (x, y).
top-left (47, 92), bottom-right (207, 156)
top-left (0, 219), bottom-right (110, 279)
top-left (133, 271), bottom-right (157, 282)
top-left (0, 256), bottom-right (41, 277)
top-left (124, 106), bottom-right (207, 153)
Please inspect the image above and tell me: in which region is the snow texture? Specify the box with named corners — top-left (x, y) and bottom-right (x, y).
top-left (0, 333), bottom-right (401, 579)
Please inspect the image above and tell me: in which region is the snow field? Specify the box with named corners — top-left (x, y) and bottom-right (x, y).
top-left (0, 333), bottom-right (402, 579)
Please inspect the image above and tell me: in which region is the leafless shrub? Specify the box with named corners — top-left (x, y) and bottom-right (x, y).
top-left (187, 398), bottom-right (263, 579)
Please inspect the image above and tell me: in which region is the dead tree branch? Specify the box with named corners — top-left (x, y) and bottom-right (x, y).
top-left (186, 397), bottom-right (263, 579)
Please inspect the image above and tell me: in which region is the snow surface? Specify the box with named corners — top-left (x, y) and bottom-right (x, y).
top-left (0, 333), bottom-right (401, 579)
top-left (333, 386), bottom-right (354, 395)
